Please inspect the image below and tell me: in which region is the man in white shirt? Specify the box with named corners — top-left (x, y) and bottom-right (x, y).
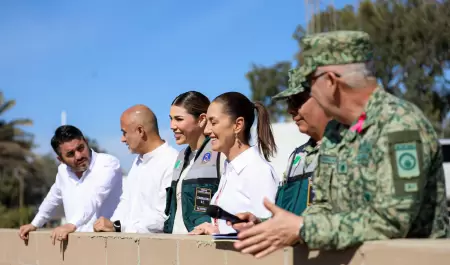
top-left (18, 125), bottom-right (123, 244)
top-left (94, 104), bottom-right (178, 233)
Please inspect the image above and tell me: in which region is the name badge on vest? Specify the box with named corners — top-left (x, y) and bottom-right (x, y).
top-left (194, 187), bottom-right (212, 212)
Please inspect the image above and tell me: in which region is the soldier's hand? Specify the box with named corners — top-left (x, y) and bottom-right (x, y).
top-left (18, 224), bottom-right (37, 240)
top-left (93, 217), bottom-right (115, 232)
top-left (227, 212), bottom-right (261, 231)
top-left (234, 198), bottom-right (303, 258)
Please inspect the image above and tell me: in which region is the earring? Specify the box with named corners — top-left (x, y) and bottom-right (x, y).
top-left (235, 132), bottom-right (242, 148)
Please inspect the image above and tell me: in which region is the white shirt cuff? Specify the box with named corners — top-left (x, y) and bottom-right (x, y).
top-left (31, 215), bottom-right (47, 228)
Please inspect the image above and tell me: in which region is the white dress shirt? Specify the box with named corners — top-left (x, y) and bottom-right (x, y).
top-left (110, 141), bottom-right (178, 233)
top-left (211, 146), bottom-right (280, 234)
top-left (31, 150), bottom-right (123, 232)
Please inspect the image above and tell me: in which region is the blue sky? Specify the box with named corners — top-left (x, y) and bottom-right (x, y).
top-left (1, 0), bottom-right (352, 172)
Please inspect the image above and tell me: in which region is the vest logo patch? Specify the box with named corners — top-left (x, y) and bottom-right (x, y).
top-left (202, 152), bottom-right (211, 164)
top-left (174, 160), bottom-right (181, 169)
top-left (292, 155), bottom-right (301, 166)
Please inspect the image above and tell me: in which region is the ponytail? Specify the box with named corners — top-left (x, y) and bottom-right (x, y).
top-left (254, 101), bottom-right (277, 161)
top-left (213, 92), bottom-right (277, 161)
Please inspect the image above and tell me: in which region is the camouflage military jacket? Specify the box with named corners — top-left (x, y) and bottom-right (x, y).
top-left (301, 87), bottom-right (449, 250)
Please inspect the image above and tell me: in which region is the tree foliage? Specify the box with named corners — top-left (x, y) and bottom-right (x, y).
top-left (247, 0), bottom-right (450, 136)
top-left (0, 92), bottom-right (34, 173)
top-left (247, 62), bottom-right (292, 121)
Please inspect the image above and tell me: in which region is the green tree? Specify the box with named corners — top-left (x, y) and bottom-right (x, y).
top-left (247, 62), bottom-right (292, 122)
top-left (247, 0), bottom-right (450, 136)
top-left (0, 92), bottom-right (39, 226)
top-left (0, 92), bottom-right (34, 171)
top-left (293, 0), bottom-right (450, 135)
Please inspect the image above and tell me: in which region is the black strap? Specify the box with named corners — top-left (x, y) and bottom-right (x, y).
top-left (286, 172), bottom-right (314, 183)
top-left (216, 152), bottom-right (221, 182)
top-left (180, 137), bottom-right (211, 174)
top-left (284, 147), bottom-right (299, 184)
top-left (283, 139), bottom-right (316, 185)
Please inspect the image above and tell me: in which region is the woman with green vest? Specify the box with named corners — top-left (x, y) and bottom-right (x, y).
top-left (164, 91), bottom-right (224, 234)
top-left (189, 92), bottom-right (280, 235)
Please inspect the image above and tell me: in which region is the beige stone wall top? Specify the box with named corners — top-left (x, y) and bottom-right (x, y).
top-left (0, 229), bottom-right (449, 265)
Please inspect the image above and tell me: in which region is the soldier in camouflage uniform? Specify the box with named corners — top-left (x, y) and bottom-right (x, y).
top-left (271, 68), bottom-right (330, 216)
top-left (233, 30), bottom-right (449, 258)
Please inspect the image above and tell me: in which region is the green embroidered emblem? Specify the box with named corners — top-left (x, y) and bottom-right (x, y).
top-left (404, 182), bottom-right (418, 192)
top-left (395, 143), bottom-right (419, 178)
top-left (338, 161), bottom-right (347, 174)
top-left (363, 192), bottom-right (371, 202)
top-left (319, 155), bottom-right (337, 164)
top-left (293, 155), bottom-right (301, 165)
top-left (174, 160), bottom-right (181, 169)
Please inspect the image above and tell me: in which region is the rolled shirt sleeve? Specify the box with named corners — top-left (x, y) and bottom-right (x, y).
top-left (31, 174), bottom-right (63, 227)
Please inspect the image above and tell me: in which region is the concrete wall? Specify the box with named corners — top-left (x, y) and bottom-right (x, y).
top-left (1, 229), bottom-right (449, 265)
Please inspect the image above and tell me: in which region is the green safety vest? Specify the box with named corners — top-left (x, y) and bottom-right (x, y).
top-left (163, 137), bottom-right (221, 233)
top-left (275, 139), bottom-right (319, 215)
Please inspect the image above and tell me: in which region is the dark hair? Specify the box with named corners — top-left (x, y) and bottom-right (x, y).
top-left (51, 125), bottom-right (85, 156)
top-left (213, 92), bottom-right (277, 161)
top-left (172, 91), bottom-right (210, 118)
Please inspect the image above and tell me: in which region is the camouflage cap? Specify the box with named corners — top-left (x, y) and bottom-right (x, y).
top-left (272, 67), bottom-right (306, 100)
top-left (273, 30), bottom-right (373, 100)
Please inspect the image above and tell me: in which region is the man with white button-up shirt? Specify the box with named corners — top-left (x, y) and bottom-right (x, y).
top-left (94, 105), bottom-right (178, 233)
top-left (18, 125), bottom-right (123, 244)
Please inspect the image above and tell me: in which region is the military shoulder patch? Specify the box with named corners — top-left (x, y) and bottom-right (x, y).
top-left (387, 130), bottom-right (424, 198)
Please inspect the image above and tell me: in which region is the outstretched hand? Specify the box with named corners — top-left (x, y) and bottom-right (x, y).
top-left (233, 198), bottom-right (303, 258)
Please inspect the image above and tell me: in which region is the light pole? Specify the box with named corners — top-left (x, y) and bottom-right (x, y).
top-left (61, 110), bottom-right (67, 126)
top-left (13, 168), bottom-right (24, 225)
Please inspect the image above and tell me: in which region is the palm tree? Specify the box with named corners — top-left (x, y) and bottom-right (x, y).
top-left (0, 92), bottom-right (34, 170)
top-left (0, 92), bottom-right (35, 220)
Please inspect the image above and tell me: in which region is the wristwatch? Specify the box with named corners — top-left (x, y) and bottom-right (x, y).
top-left (113, 220), bottom-right (121, 232)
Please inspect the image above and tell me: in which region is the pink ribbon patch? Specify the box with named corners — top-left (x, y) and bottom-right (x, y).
top-left (350, 112), bottom-right (367, 133)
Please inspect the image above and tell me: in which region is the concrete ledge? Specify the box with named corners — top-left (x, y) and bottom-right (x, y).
top-left (0, 229), bottom-right (449, 265)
